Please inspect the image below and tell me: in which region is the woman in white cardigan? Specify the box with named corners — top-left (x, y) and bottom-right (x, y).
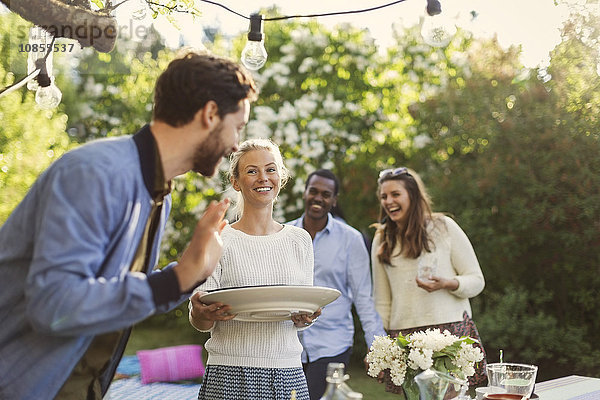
top-left (189, 139), bottom-right (318, 400)
top-left (371, 167), bottom-right (487, 392)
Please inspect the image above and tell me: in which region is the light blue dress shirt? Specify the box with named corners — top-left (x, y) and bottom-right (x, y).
top-left (0, 128), bottom-right (188, 399)
top-left (287, 214), bottom-right (386, 362)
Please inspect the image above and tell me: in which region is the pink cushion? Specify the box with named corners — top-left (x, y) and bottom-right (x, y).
top-left (137, 344), bottom-right (205, 384)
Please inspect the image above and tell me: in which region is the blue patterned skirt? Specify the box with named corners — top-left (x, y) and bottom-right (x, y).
top-left (197, 365), bottom-right (310, 400)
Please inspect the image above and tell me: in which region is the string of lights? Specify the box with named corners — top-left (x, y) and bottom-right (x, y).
top-left (216, 0), bottom-right (444, 70)
top-left (198, 0), bottom-right (411, 21)
top-left (33, 35), bottom-right (64, 109)
top-left (0, 30), bottom-right (56, 101)
top-left (0, 0), bottom-right (449, 105)
top-left (0, 68), bottom-right (41, 97)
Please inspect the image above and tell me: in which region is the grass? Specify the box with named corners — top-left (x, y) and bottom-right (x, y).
top-left (122, 323), bottom-right (399, 399)
top-left (345, 363), bottom-right (399, 399)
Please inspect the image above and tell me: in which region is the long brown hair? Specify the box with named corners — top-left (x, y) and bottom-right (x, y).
top-left (374, 168), bottom-right (439, 264)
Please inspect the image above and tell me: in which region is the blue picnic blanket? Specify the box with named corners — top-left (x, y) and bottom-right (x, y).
top-left (108, 355), bottom-right (200, 400)
top-left (107, 377), bottom-right (200, 400)
top-left (116, 355), bottom-right (142, 376)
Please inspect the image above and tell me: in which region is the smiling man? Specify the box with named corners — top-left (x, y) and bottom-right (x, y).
top-left (287, 169), bottom-right (386, 400)
top-left (0, 51), bottom-right (257, 400)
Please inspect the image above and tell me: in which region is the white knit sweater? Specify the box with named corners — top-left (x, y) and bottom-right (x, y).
top-left (371, 215), bottom-right (485, 331)
top-left (194, 224), bottom-right (314, 368)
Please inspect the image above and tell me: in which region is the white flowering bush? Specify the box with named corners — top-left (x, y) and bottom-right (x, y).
top-left (239, 15), bottom-right (385, 222)
top-left (366, 329), bottom-right (483, 399)
top-left (232, 12), bottom-right (476, 232)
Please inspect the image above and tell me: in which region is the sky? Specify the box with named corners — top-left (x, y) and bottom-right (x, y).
top-left (116, 0), bottom-right (598, 68)
top-left (0, 0), bottom-right (594, 68)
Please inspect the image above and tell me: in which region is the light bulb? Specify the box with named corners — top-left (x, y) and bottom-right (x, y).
top-left (421, 13), bottom-right (457, 47)
top-left (35, 78), bottom-right (62, 109)
top-left (27, 26), bottom-right (53, 91)
top-left (241, 14), bottom-right (267, 70)
top-left (241, 40), bottom-right (268, 70)
top-left (132, 0), bottom-right (147, 20)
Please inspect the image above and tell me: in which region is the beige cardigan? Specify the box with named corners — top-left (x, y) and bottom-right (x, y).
top-left (371, 215), bottom-right (485, 331)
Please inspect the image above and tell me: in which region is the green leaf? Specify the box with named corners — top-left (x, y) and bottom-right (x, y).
top-left (433, 358), bottom-right (450, 374)
top-left (458, 335), bottom-right (478, 345)
top-left (434, 340), bottom-right (462, 359)
top-left (403, 369), bottom-right (421, 400)
top-left (396, 334), bottom-right (410, 348)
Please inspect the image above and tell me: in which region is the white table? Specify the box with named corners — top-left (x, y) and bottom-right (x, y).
top-left (535, 375), bottom-right (600, 400)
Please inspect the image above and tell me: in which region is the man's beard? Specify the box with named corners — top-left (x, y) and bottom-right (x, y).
top-left (192, 122), bottom-right (227, 176)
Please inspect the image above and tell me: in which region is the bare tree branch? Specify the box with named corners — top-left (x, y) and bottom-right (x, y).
top-left (68, 0), bottom-right (92, 10)
top-left (1, 0), bottom-right (117, 52)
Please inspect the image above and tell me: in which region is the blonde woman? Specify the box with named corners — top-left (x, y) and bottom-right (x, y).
top-left (372, 167), bottom-right (487, 392)
top-left (189, 139), bottom-right (318, 400)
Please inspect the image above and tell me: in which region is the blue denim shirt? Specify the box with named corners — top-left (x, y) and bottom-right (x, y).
top-left (0, 126), bottom-right (187, 399)
top-left (287, 214), bottom-right (385, 362)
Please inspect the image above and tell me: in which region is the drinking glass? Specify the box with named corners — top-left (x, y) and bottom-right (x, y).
top-left (414, 369), bottom-right (466, 400)
top-left (418, 252), bottom-right (438, 281)
top-left (486, 363), bottom-right (538, 397)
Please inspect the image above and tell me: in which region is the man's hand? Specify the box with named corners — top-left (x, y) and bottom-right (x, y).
top-left (291, 307), bottom-right (322, 328)
top-left (175, 199), bottom-right (230, 292)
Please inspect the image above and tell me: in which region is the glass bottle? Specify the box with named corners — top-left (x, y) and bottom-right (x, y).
top-left (319, 363), bottom-right (363, 400)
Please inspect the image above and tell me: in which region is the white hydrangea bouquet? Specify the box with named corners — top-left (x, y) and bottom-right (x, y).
top-left (366, 328), bottom-right (484, 400)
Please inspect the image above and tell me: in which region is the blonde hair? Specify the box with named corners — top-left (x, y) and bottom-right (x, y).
top-left (228, 138), bottom-right (290, 218)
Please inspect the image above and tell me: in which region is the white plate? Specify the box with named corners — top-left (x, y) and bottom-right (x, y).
top-left (199, 285), bottom-right (341, 322)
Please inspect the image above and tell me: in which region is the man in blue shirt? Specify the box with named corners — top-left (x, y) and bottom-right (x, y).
top-left (0, 52), bottom-right (257, 400)
top-left (288, 169), bottom-right (386, 400)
